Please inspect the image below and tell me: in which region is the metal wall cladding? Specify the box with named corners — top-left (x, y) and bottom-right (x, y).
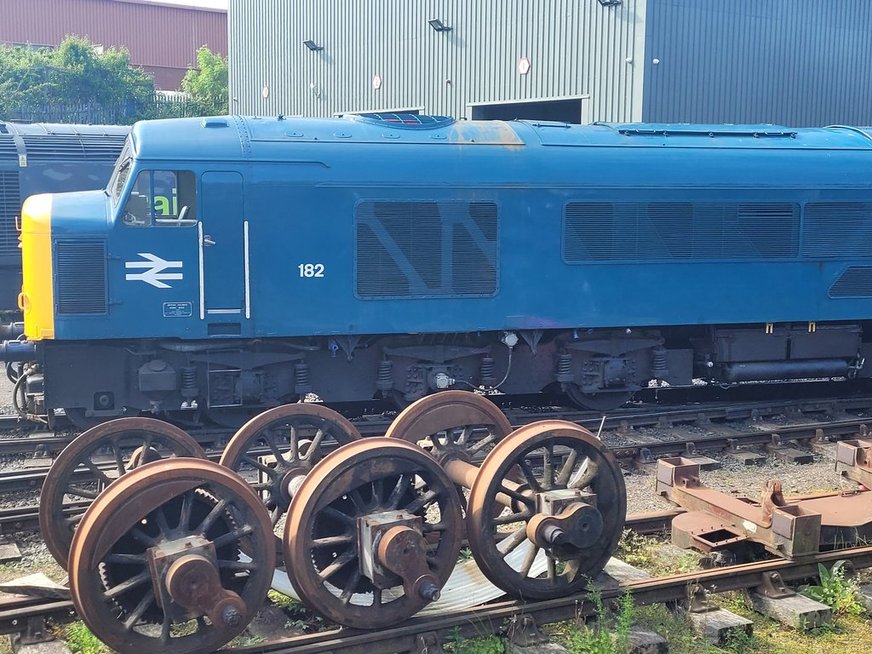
top-left (229, 0), bottom-right (646, 121)
top-left (0, 0), bottom-right (227, 89)
top-left (643, 0), bottom-right (872, 126)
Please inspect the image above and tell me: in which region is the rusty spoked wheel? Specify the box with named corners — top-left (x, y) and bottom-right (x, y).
top-left (384, 391), bottom-right (512, 467)
top-left (218, 404), bottom-right (361, 543)
top-left (284, 438), bottom-right (463, 629)
top-left (69, 459), bottom-right (275, 654)
top-left (467, 420), bottom-right (626, 600)
top-left (39, 417), bottom-right (206, 569)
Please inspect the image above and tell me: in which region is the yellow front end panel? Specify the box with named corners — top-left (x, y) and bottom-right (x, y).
top-left (20, 195), bottom-right (54, 340)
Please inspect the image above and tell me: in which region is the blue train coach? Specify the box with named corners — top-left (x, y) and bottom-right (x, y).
top-left (3, 114), bottom-right (872, 425)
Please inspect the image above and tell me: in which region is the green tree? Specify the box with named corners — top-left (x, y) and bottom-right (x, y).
top-left (0, 35), bottom-right (158, 123)
top-left (181, 46), bottom-right (228, 116)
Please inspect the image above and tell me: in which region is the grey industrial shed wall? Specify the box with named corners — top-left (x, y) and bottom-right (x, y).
top-left (642, 0), bottom-right (872, 126)
top-left (228, 0), bottom-right (647, 122)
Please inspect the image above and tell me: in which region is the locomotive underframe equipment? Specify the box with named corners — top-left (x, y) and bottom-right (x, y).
top-left (218, 403), bottom-right (362, 558)
top-left (39, 417), bottom-right (206, 568)
top-left (386, 392), bottom-right (627, 599)
top-left (10, 320), bottom-right (868, 426)
top-left (658, 457), bottom-right (872, 559)
top-left (68, 458), bottom-right (275, 654)
top-left (282, 437), bottom-right (464, 629)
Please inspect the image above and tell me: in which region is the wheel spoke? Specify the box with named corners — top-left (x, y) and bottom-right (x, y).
top-left (457, 426), bottom-right (472, 446)
top-left (66, 485), bottom-right (99, 500)
top-left (306, 428), bottom-right (326, 461)
top-left (241, 455), bottom-right (280, 477)
top-left (160, 614), bottom-right (171, 644)
top-left (371, 478), bottom-right (384, 505)
top-left (112, 443), bottom-right (126, 475)
top-left (518, 459), bottom-right (544, 493)
top-left (491, 510), bottom-right (533, 526)
top-left (348, 489), bottom-right (368, 513)
top-left (339, 569), bottom-right (361, 605)
top-left (105, 553), bottom-right (147, 565)
top-left (546, 556), bottom-right (557, 582)
top-left (130, 527), bottom-right (158, 547)
top-left (405, 488), bottom-right (439, 514)
top-left (497, 526), bottom-right (528, 555)
top-left (322, 506), bottom-right (355, 527)
top-left (569, 459), bottom-right (599, 490)
top-left (386, 474), bottom-right (412, 509)
top-left (556, 449), bottom-right (580, 487)
top-left (212, 524), bottom-right (254, 549)
top-left (317, 549), bottom-right (355, 581)
top-left (421, 522), bottom-right (447, 533)
top-left (123, 589), bottom-right (155, 631)
top-left (519, 544), bottom-right (539, 578)
top-left (82, 459), bottom-right (111, 486)
top-left (197, 498), bottom-right (228, 534)
top-left (217, 559), bottom-right (257, 571)
top-left (154, 506), bottom-right (171, 536)
top-left (543, 443), bottom-right (554, 490)
top-left (264, 433), bottom-right (287, 464)
top-left (469, 433), bottom-right (497, 453)
top-left (287, 426), bottom-right (298, 462)
top-left (312, 534), bottom-right (354, 548)
top-left (178, 492), bottom-right (193, 532)
top-left (104, 570), bottom-right (150, 600)
top-left (498, 484), bottom-right (536, 506)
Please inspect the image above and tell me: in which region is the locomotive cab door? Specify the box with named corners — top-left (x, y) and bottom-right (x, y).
top-left (199, 171), bottom-right (249, 326)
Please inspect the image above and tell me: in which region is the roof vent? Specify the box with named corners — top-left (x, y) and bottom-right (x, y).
top-left (202, 118), bottom-right (229, 129)
top-left (351, 113), bottom-right (455, 130)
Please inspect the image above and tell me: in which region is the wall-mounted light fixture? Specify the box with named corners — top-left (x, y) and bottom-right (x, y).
top-left (597, 0), bottom-right (622, 6)
top-left (303, 39), bottom-right (323, 51)
top-left (428, 18), bottom-right (452, 32)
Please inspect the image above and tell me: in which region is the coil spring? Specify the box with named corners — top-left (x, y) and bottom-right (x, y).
top-left (377, 360), bottom-right (393, 390)
top-left (652, 347), bottom-right (668, 377)
top-left (294, 362), bottom-right (310, 393)
top-left (557, 352), bottom-right (573, 382)
top-left (181, 367), bottom-right (197, 390)
top-left (480, 356), bottom-right (495, 386)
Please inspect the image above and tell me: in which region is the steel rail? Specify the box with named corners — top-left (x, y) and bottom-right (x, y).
top-left (227, 544), bottom-right (872, 654)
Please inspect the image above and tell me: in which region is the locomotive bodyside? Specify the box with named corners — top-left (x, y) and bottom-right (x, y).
top-left (0, 121), bottom-right (128, 309)
top-left (10, 115), bottom-right (872, 421)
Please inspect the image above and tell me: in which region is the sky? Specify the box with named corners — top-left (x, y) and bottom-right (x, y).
top-left (142, 0), bottom-right (228, 9)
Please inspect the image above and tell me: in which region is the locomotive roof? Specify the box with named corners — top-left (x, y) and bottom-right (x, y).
top-left (0, 122), bottom-right (129, 162)
top-left (129, 114), bottom-right (872, 162)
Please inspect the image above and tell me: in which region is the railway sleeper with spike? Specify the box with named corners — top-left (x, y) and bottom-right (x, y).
top-left (40, 393), bottom-right (629, 653)
top-left (658, 455), bottom-right (872, 559)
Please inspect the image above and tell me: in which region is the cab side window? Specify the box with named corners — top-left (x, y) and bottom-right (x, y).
top-left (121, 170), bottom-right (197, 227)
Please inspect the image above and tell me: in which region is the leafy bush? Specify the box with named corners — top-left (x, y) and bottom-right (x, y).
top-left (801, 561), bottom-right (863, 616)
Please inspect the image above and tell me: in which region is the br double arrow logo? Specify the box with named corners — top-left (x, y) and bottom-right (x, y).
top-left (125, 253), bottom-right (183, 289)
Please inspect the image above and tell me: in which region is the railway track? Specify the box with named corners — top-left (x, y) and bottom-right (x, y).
top-left (5, 386), bottom-right (872, 653)
top-left (0, 391), bottom-right (870, 459)
top-left (2, 537), bottom-right (869, 654)
top-left (0, 394), bottom-right (865, 540)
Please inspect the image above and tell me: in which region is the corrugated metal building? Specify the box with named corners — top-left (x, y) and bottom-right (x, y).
top-left (228, 0), bottom-right (872, 126)
top-left (1, 0), bottom-right (227, 90)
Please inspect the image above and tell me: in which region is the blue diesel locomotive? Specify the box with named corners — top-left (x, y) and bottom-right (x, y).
top-left (3, 113), bottom-right (872, 424)
top-left (0, 121), bottom-right (129, 309)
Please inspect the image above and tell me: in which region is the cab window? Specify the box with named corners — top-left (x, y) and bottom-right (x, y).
top-left (121, 170), bottom-right (197, 227)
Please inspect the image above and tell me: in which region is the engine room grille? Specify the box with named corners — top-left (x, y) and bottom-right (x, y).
top-left (803, 203), bottom-right (872, 258)
top-left (356, 201), bottom-right (498, 298)
top-left (55, 240), bottom-right (107, 314)
top-left (829, 267), bottom-right (872, 298)
top-left (0, 172), bottom-right (20, 258)
top-left (563, 202), bottom-right (800, 262)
